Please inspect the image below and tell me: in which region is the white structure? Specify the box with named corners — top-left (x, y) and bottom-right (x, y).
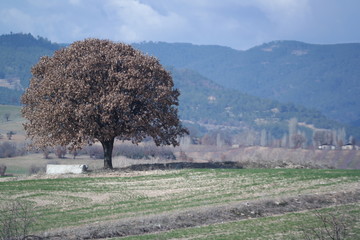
top-left (341, 144), bottom-right (359, 150)
top-left (318, 145), bottom-right (336, 150)
top-left (46, 164), bottom-right (88, 175)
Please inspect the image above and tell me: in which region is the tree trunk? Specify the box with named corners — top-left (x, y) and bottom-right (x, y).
top-left (101, 138), bottom-right (114, 169)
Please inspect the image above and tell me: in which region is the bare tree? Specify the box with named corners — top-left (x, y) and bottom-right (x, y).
top-left (288, 117), bottom-right (298, 148)
top-left (21, 39), bottom-right (188, 169)
top-left (6, 131), bottom-right (15, 140)
top-left (71, 149), bottom-right (78, 159)
top-left (260, 129), bottom-right (267, 147)
top-left (281, 133), bottom-right (289, 148)
top-left (0, 164), bottom-right (6, 176)
top-left (3, 113), bottom-right (10, 122)
top-left (349, 136), bottom-right (356, 149)
top-left (292, 134), bottom-right (306, 148)
top-left (41, 147), bottom-right (51, 159)
top-left (299, 209), bottom-right (355, 240)
top-left (55, 145), bottom-right (67, 158)
top-left (313, 130), bottom-right (333, 147)
top-left (338, 128), bottom-right (346, 146)
top-left (0, 200), bottom-right (36, 240)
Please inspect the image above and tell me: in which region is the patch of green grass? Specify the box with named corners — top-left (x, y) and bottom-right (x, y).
top-left (3, 165), bottom-right (29, 175)
top-left (118, 204), bottom-right (360, 240)
top-left (1, 168), bottom-right (359, 233)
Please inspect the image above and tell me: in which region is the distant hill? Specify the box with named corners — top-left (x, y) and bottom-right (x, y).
top-left (0, 33), bottom-right (357, 141)
top-left (133, 41), bottom-right (360, 127)
top-left (0, 33), bottom-right (62, 105)
top-left (171, 67), bottom-right (342, 139)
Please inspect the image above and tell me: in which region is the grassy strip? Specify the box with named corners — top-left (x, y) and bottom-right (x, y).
top-left (117, 204), bottom-right (360, 240)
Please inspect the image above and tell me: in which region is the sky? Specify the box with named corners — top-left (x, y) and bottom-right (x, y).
top-left (0, 0), bottom-right (359, 50)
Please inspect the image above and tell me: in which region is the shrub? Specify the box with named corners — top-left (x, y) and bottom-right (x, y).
top-left (41, 147), bottom-right (51, 159)
top-left (0, 142), bottom-right (17, 158)
top-left (178, 150), bottom-right (193, 161)
top-left (6, 131), bottom-right (15, 140)
top-left (0, 164), bottom-right (6, 176)
top-left (85, 145), bottom-right (104, 159)
top-left (298, 208), bottom-right (356, 240)
top-left (79, 143), bottom-right (177, 160)
top-left (0, 200), bottom-right (36, 240)
top-left (55, 145), bottom-right (67, 158)
top-left (114, 144), bottom-right (176, 160)
top-left (70, 149), bottom-right (78, 159)
top-left (28, 165), bottom-right (46, 175)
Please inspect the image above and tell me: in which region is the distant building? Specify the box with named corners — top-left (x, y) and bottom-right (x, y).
top-left (318, 145), bottom-right (336, 150)
top-left (341, 144), bottom-right (359, 150)
top-left (207, 96), bottom-right (216, 103)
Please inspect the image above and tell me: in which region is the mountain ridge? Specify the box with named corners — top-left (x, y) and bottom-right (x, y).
top-left (133, 40), bottom-right (360, 126)
top-left (0, 33), bottom-right (359, 141)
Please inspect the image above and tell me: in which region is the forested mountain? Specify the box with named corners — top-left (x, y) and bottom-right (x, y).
top-left (172, 67), bottom-right (341, 140)
top-left (0, 33), bottom-right (358, 142)
top-left (133, 41), bottom-right (360, 127)
top-left (0, 33), bottom-right (62, 105)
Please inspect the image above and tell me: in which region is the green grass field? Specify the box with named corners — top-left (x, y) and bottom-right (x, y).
top-left (118, 204), bottom-right (360, 240)
top-left (1, 168), bottom-right (359, 238)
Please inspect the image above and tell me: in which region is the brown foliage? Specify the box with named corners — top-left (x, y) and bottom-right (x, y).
top-left (21, 39), bottom-right (187, 169)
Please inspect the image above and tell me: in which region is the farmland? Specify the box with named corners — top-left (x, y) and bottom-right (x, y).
top-left (1, 168), bottom-right (360, 239)
top-left (117, 204), bottom-right (360, 240)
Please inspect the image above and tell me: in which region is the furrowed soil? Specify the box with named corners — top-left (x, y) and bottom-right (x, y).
top-left (1, 168), bottom-right (360, 239)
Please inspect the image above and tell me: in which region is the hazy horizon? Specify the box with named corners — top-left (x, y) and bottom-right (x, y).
top-left (1, 0), bottom-right (359, 50)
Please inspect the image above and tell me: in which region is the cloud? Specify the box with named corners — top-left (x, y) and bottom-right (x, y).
top-left (136, 0), bottom-right (311, 47)
top-left (0, 8), bottom-right (35, 33)
top-left (253, 0), bottom-right (311, 28)
top-left (0, 0), bottom-right (359, 49)
top-left (103, 0), bottom-right (186, 42)
top-left (68, 0), bottom-right (82, 5)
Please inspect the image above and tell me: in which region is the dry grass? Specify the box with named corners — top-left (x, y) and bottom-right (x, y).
top-left (179, 145), bottom-right (360, 169)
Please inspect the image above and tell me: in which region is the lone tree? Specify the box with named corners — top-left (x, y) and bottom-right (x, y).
top-left (21, 39), bottom-right (188, 169)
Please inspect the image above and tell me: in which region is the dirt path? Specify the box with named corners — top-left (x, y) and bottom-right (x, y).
top-left (40, 188), bottom-right (360, 239)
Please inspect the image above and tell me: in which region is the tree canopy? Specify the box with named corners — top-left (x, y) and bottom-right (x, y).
top-left (21, 38), bottom-right (187, 169)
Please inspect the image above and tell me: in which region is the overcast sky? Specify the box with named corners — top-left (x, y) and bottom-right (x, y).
top-left (0, 0), bottom-right (359, 50)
